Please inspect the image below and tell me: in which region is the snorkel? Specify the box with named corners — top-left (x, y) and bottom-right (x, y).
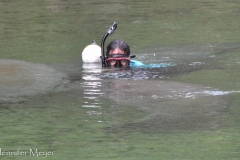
top-left (101, 22), bottom-right (118, 67)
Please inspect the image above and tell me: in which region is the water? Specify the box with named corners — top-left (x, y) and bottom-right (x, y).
top-left (1, 0), bottom-right (240, 159)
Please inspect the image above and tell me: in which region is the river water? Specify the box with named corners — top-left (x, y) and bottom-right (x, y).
top-left (1, 0), bottom-right (240, 159)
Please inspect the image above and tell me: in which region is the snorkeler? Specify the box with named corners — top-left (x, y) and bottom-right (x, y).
top-left (82, 22), bottom-right (173, 70)
top-left (105, 39), bottom-right (144, 67)
top-left (82, 22), bottom-right (148, 67)
top-left (105, 39), bottom-right (131, 67)
top-left (82, 22), bottom-right (139, 67)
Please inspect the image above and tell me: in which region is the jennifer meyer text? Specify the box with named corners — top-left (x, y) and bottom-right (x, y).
top-left (0, 148), bottom-right (55, 158)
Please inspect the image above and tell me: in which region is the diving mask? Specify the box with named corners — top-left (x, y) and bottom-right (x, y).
top-left (106, 54), bottom-right (130, 67)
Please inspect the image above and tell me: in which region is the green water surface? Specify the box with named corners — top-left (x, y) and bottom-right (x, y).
top-left (0, 0), bottom-right (240, 159)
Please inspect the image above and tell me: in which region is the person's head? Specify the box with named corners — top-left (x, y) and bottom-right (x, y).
top-left (106, 39), bottom-right (130, 67)
top-left (106, 39), bottom-right (130, 56)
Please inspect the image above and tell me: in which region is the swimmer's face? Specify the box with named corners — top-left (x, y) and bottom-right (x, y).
top-left (108, 48), bottom-right (128, 67)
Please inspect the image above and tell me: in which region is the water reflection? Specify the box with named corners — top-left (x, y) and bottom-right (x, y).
top-left (81, 63), bottom-right (103, 108)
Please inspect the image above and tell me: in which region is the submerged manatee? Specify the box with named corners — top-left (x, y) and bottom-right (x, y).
top-left (103, 80), bottom-right (230, 132)
top-left (0, 59), bottom-right (68, 102)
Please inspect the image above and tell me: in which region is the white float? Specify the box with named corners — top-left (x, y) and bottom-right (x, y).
top-left (81, 40), bottom-right (101, 63)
